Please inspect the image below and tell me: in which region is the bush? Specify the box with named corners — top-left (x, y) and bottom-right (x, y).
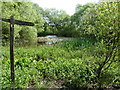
top-left (19, 27), bottom-right (37, 45)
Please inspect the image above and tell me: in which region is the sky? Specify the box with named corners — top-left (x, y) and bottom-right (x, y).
top-left (31, 0), bottom-right (99, 15)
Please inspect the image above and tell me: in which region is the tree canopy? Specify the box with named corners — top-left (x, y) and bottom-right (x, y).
top-left (1, 2), bottom-right (119, 46)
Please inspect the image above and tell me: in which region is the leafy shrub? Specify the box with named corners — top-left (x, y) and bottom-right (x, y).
top-left (60, 37), bottom-right (96, 50)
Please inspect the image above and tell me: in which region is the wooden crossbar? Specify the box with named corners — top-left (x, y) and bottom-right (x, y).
top-left (0, 18), bottom-right (34, 26)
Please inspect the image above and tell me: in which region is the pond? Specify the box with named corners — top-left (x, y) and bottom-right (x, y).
top-left (37, 35), bottom-right (70, 45)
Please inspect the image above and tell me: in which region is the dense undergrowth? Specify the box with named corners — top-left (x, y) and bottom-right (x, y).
top-left (1, 38), bottom-right (120, 89)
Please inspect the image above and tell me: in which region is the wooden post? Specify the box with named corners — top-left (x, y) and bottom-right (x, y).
top-left (10, 16), bottom-right (15, 83)
top-left (0, 16), bottom-right (34, 85)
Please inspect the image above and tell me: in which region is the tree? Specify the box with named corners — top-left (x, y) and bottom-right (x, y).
top-left (2, 2), bottom-right (44, 45)
top-left (32, 3), bottom-right (45, 35)
top-left (66, 3), bottom-right (95, 37)
top-left (39, 8), bottom-right (69, 36)
top-left (80, 2), bottom-right (119, 87)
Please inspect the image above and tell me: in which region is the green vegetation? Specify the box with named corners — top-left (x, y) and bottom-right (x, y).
top-left (1, 1), bottom-right (120, 89)
top-left (2, 38), bottom-right (120, 88)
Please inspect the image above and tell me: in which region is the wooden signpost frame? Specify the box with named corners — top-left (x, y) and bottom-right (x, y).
top-left (0, 16), bottom-right (34, 84)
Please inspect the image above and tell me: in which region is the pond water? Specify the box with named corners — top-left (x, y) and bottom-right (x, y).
top-left (45, 35), bottom-right (56, 45)
top-left (45, 35), bottom-right (57, 38)
top-left (37, 35), bottom-right (70, 45)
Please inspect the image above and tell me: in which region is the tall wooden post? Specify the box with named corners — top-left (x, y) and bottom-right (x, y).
top-left (0, 16), bottom-right (34, 85)
top-left (10, 16), bottom-right (15, 83)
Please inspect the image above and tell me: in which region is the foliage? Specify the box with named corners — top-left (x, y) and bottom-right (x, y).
top-left (2, 2), bottom-right (44, 45)
top-left (2, 39), bottom-right (120, 88)
top-left (38, 8), bottom-right (69, 36)
top-left (19, 26), bottom-right (37, 45)
top-left (60, 37), bottom-right (96, 50)
top-left (55, 3), bottom-right (95, 37)
top-left (79, 2), bottom-right (119, 87)
top-left (1, 1), bottom-right (120, 89)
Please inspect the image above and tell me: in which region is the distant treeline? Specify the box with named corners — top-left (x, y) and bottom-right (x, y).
top-left (1, 2), bottom-right (119, 45)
